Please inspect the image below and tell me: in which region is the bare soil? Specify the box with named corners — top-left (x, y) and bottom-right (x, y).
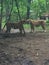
top-left (0, 31), bottom-right (49, 65)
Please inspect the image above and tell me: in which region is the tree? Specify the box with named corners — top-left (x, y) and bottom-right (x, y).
top-left (3, 0), bottom-right (13, 29)
top-left (27, 0), bottom-right (31, 19)
top-left (0, 0), bottom-right (3, 31)
top-left (6, 0), bottom-right (13, 22)
top-left (45, 0), bottom-right (49, 13)
top-left (15, 0), bottom-right (21, 20)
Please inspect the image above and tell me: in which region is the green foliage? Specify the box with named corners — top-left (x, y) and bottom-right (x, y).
top-left (0, 0), bottom-right (49, 28)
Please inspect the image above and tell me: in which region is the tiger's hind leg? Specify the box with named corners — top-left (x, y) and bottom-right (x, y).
top-left (41, 24), bottom-right (46, 32)
top-left (4, 27), bottom-right (11, 38)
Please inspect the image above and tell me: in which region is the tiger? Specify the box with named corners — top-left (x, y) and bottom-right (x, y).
top-left (5, 20), bottom-right (26, 35)
top-left (26, 19), bottom-right (46, 32)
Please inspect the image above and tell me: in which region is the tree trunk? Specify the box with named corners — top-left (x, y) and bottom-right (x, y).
top-left (15, 0), bottom-right (21, 20)
top-left (45, 0), bottom-right (49, 12)
top-left (0, 0), bottom-right (3, 31)
top-left (6, 0), bottom-right (13, 22)
top-left (3, 0), bottom-right (13, 29)
top-left (26, 0), bottom-right (31, 19)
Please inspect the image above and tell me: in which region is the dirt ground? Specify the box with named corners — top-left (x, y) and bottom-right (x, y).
top-left (0, 31), bottom-right (49, 65)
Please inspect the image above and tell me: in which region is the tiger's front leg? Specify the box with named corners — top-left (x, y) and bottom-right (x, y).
top-left (19, 28), bottom-right (23, 36)
top-left (19, 27), bottom-right (25, 36)
top-left (23, 29), bottom-right (25, 36)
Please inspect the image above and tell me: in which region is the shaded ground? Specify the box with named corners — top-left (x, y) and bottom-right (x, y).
top-left (0, 31), bottom-right (49, 65)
